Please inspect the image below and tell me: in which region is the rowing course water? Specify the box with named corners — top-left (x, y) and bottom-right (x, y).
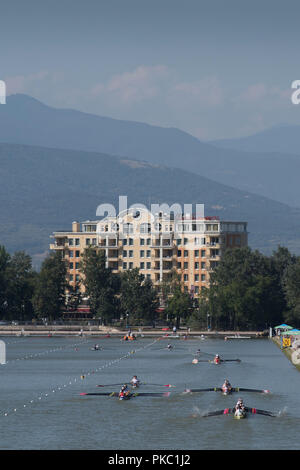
top-left (0, 335), bottom-right (299, 450)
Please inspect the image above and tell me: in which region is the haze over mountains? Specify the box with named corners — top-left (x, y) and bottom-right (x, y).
top-left (1, 94), bottom-right (300, 208)
top-left (1, 94), bottom-right (300, 264)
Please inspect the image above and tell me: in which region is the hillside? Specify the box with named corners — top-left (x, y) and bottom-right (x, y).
top-left (1, 94), bottom-right (300, 208)
top-left (209, 124), bottom-right (300, 155)
top-left (1, 143), bottom-right (300, 267)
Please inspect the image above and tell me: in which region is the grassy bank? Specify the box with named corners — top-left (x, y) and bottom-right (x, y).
top-left (272, 336), bottom-right (300, 371)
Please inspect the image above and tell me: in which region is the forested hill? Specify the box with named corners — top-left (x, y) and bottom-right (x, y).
top-left (1, 143), bottom-right (300, 266)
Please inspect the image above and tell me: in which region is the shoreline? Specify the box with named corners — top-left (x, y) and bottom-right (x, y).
top-left (0, 325), bottom-right (266, 338)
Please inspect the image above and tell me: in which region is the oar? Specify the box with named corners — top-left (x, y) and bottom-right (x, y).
top-left (202, 408), bottom-right (232, 417)
top-left (184, 388), bottom-right (221, 393)
top-left (244, 406), bottom-right (277, 417)
top-left (220, 359), bottom-right (241, 363)
top-left (80, 392), bottom-right (171, 397)
top-left (233, 387), bottom-right (271, 394)
top-left (96, 382), bottom-right (175, 388)
top-left (141, 382), bottom-right (176, 388)
top-left (96, 383), bottom-right (124, 387)
top-left (80, 392), bottom-right (119, 396)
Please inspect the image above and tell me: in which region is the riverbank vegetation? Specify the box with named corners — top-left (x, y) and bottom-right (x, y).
top-left (0, 245), bottom-right (299, 330)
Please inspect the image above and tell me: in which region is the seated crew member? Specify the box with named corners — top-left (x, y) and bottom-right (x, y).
top-left (130, 375), bottom-right (140, 387)
top-left (214, 354), bottom-right (221, 364)
top-left (222, 379), bottom-right (232, 391)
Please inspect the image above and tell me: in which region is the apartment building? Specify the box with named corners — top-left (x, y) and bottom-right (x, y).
top-left (50, 207), bottom-right (248, 297)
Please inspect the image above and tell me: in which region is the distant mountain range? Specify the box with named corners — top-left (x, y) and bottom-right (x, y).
top-left (1, 94), bottom-right (300, 208)
top-left (1, 143), bottom-right (300, 268)
top-left (209, 124), bottom-right (300, 155)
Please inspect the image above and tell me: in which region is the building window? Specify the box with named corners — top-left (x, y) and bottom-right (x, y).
top-left (184, 250), bottom-right (188, 257)
top-left (146, 238), bottom-right (151, 245)
top-left (68, 239), bottom-right (74, 246)
top-left (201, 262), bottom-right (206, 269)
top-left (70, 274), bottom-right (73, 282)
top-left (184, 262), bottom-right (188, 269)
top-left (75, 262), bottom-right (79, 270)
top-left (146, 262), bottom-right (151, 269)
top-left (75, 251), bottom-right (80, 258)
top-left (194, 250), bottom-right (199, 257)
top-left (177, 250), bottom-right (182, 257)
top-left (129, 262), bottom-right (133, 269)
top-left (195, 274), bottom-right (199, 282)
top-left (69, 262), bottom-right (73, 269)
top-left (184, 274), bottom-right (188, 282)
top-left (140, 250), bottom-right (145, 257)
top-left (140, 238), bottom-right (145, 245)
top-left (201, 274), bottom-right (206, 281)
top-left (123, 262), bottom-right (127, 269)
top-left (146, 250), bottom-right (151, 258)
top-left (123, 250), bottom-right (127, 257)
top-left (129, 250), bottom-right (133, 258)
top-left (69, 251), bottom-right (74, 258)
top-left (86, 239), bottom-right (90, 246)
top-left (129, 238), bottom-right (134, 245)
top-left (201, 250), bottom-right (206, 257)
top-left (140, 262), bottom-right (145, 269)
top-left (195, 262), bottom-right (199, 269)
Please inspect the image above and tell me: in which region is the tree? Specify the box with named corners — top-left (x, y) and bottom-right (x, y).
top-left (5, 251), bottom-right (37, 320)
top-left (32, 251), bottom-right (67, 321)
top-left (162, 270), bottom-right (193, 328)
top-left (80, 248), bottom-right (120, 324)
top-left (119, 269), bottom-right (159, 325)
top-left (208, 247), bottom-right (286, 330)
top-left (0, 245), bottom-right (11, 319)
top-left (283, 257), bottom-right (300, 326)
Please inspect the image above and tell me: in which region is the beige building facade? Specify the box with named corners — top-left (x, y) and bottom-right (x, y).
top-left (50, 207), bottom-right (248, 297)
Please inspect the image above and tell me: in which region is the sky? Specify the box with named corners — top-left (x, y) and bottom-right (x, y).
top-left (1, 0), bottom-right (300, 140)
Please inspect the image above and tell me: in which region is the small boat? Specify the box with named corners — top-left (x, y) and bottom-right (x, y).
top-left (226, 335), bottom-right (251, 339)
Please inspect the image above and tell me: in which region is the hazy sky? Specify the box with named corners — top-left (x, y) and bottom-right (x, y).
top-left (2, 0), bottom-right (300, 140)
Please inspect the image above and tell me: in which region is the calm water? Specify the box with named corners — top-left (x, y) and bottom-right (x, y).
top-left (0, 334), bottom-right (299, 450)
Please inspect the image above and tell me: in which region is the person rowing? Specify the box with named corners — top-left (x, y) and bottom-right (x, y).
top-left (222, 379), bottom-right (232, 394)
top-left (119, 384), bottom-right (131, 400)
top-left (167, 343), bottom-right (173, 350)
top-left (234, 398), bottom-right (245, 412)
top-left (130, 375), bottom-right (140, 388)
top-left (213, 354), bottom-right (221, 364)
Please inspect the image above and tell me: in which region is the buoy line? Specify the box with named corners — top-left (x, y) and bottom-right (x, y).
top-left (0, 337), bottom-right (92, 366)
top-left (0, 336), bottom-right (162, 418)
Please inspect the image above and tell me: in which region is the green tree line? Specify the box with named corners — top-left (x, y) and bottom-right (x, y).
top-left (0, 244), bottom-right (299, 330)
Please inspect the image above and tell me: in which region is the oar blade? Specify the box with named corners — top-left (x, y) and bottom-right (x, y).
top-left (244, 406), bottom-right (276, 417)
top-left (202, 408), bottom-right (231, 418)
top-left (237, 388), bottom-right (271, 394)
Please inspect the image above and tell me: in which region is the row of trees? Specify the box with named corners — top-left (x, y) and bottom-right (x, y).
top-left (0, 244), bottom-right (299, 330)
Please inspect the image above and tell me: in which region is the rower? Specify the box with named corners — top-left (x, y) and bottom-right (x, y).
top-left (130, 375), bottom-right (140, 387)
top-left (214, 354), bottom-right (221, 364)
top-left (119, 384), bottom-right (130, 398)
top-left (167, 343), bottom-right (173, 350)
top-left (222, 379), bottom-right (232, 389)
top-left (94, 344), bottom-right (100, 350)
top-left (234, 398), bottom-right (245, 412)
